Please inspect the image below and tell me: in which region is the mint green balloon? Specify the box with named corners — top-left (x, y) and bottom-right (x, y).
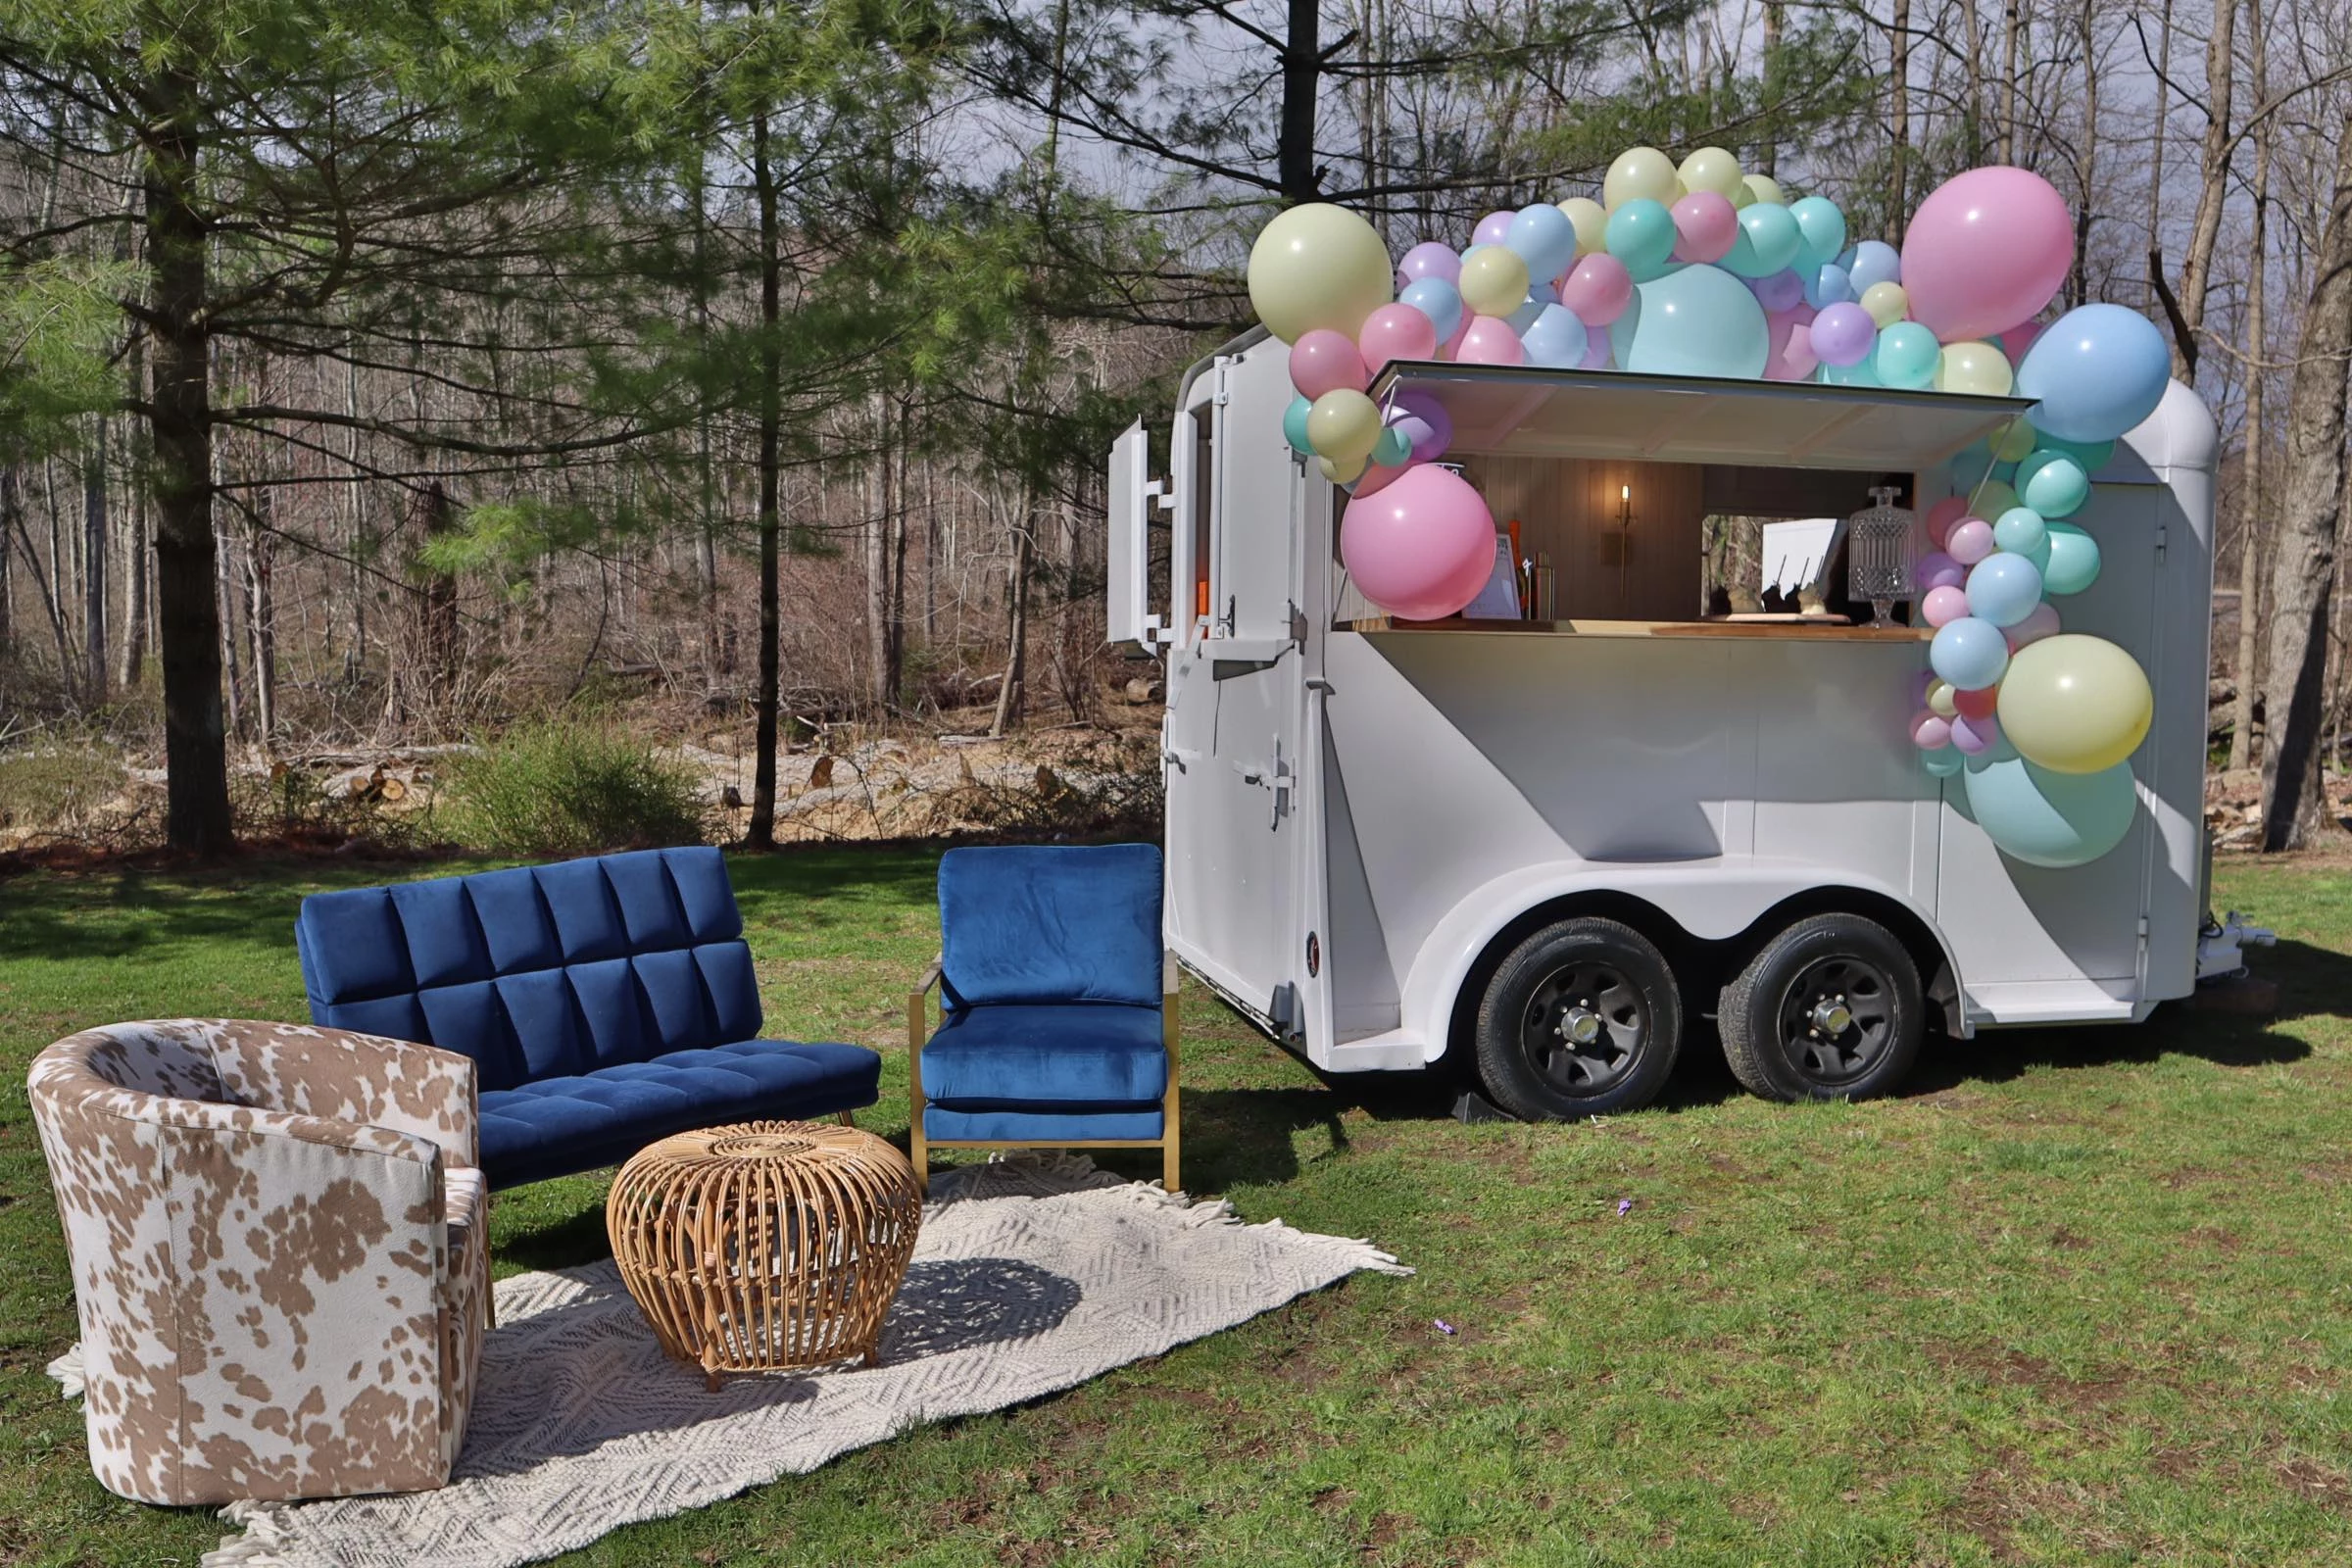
top-left (2042, 519), bottom-right (2101, 595)
top-left (1605, 199), bottom-right (1679, 282)
top-left (1875, 322), bottom-right (1940, 389)
top-left (1962, 754), bottom-right (2138, 867)
top-left (1992, 506), bottom-right (2048, 569)
top-left (1723, 203), bottom-right (1802, 278)
top-left (1371, 423), bottom-right (1411, 466)
top-left (1284, 395), bottom-right (1314, 457)
top-left (1609, 265), bottom-right (1770, 378)
top-left (1923, 748), bottom-right (1965, 778)
top-left (2036, 432), bottom-right (2117, 473)
top-left (2018, 449), bottom-right (2090, 518)
top-left (1821, 355), bottom-right (1880, 388)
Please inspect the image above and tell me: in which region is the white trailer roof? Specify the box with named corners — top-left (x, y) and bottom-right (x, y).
top-left (1367, 363), bottom-right (2032, 471)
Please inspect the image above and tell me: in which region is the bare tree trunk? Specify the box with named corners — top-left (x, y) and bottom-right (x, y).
top-left (246, 497), bottom-right (276, 740)
top-left (2227, 0), bottom-right (2270, 772)
top-left (1998, 0), bottom-right (2021, 164)
top-left (991, 496), bottom-right (1036, 737)
top-left (1886, 0), bottom-right (1908, 218)
top-left (81, 416), bottom-right (108, 699)
top-left (2166, 0), bottom-right (2237, 379)
top-left (218, 525), bottom-right (245, 742)
top-left (143, 47), bottom-right (233, 854)
top-left (746, 94), bottom-right (786, 851)
top-left (2068, 0), bottom-right (2098, 310)
top-left (118, 397), bottom-right (148, 688)
top-left (1279, 0), bottom-right (1321, 201)
top-left (2257, 108), bottom-right (2352, 851)
top-left (864, 392), bottom-right (896, 710)
top-left (1957, 0), bottom-right (1986, 165)
top-left (0, 467), bottom-right (13, 653)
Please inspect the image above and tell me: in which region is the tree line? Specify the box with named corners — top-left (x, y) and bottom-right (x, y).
top-left (1, 0), bottom-right (2348, 853)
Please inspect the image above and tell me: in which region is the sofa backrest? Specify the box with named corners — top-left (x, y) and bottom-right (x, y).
top-left (296, 848), bottom-right (761, 1091)
top-left (938, 843), bottom-right (1163, 1010)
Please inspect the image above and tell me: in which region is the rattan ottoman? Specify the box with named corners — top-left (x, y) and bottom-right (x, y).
top-left (608, 1120), bottom-right (922, 1389)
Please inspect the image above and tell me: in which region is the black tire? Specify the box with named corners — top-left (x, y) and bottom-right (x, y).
top-left (1717, 913), bottom-right (1924, 1102)
top-left (1474, 917), bottom-right (1683, 1118)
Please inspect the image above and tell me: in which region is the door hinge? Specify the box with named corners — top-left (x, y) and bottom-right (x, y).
top-left (1288, 600), bottom-right (1308, 645)
top-left (2154, 525), bottom-right (2168, 561)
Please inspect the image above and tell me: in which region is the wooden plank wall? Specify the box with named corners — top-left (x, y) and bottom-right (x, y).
top-left (1467, 457), bottom-right (1707, 619)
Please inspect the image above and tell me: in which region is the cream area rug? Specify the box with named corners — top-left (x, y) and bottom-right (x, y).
top-left (51, 1156), bottom-right (1407, 1568)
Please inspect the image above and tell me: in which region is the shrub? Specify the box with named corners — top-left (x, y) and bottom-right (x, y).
top-left (444, 720), bottom-right (709, 857)
top-left (0, 743), bottom-right (125, 836)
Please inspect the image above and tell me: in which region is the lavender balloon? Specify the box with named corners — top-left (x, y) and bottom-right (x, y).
top-left (1390, 389), bottom-right (1452, 463)
top-left (1750, 269), bottom-right (1806, 313)
top-left (1396, 241), bottom-right (1461, 290)
top-left (1473, 210), bottom-right (1514, 247)
top-left (1811, 301), bottom-right (1877, 367)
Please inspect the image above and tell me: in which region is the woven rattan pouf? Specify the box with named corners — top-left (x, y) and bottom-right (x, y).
top-left (608, 1120), bottom-right (922, 1389)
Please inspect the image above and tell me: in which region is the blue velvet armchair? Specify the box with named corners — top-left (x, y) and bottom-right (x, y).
top-left (907, 844), bottom-right (1178, 1192)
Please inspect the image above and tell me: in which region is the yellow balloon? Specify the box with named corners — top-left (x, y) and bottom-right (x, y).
top-left (1860, 281), bottom-right (1910, 327)
top-left (1558, 196), bottom-right (1609, 258)
top-left (1997, 634), bottom-right (2154, 774)
top-left (1990, 416), bottom-right (2037, 463)
top-left (1678, 146), bottom-right (1744, 198)
top-left (1317, 453), bottom-right (1367, 485)
top-left (1927, 679), bottom-right (1958, 719)
top-left (1458, 244), bottom-right (1532, 318)
top-left (1306, 389), bottom-right (1382, 465)
top-left (1936, 339), bottom-right (2016, 397)
top-left (1603, 146), bottom-right (1680, 211)
top-left (1970, 477), bottom-right (2020, 519)
top-left (1247, 203), bottom-right (1395, 345)
top-left (1741, 173), bottom-right (1786, 208)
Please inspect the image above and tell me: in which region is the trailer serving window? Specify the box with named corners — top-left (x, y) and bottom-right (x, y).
top-left (1342, 366), bottom-right (2031, 640)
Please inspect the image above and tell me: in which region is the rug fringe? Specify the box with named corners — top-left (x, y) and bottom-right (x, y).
top-left (205, 1501), bottom-right (296, 1568)
top-left (47, 1343), bottom-right (84, 1401)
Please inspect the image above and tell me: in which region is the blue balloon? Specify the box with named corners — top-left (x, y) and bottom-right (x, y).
top-left (1724, 203), bottom-right (1802, 278)
top-left (1520, 303), bottom-right (1590, 368)
top-left (1609, 265), bottom-right (1770, 378)
top-left (1805, 261), bottom-right (1855, 310)
top-left (2015, 304), bottom-right (2172, 443)
top-left (2020, 451), bottom-right (2090, 518)
top-left (1962, 754), bottom-right (2139, 867)
top-left (1789, 196), bottom-right (1847, 270)
top-left (1399, 277), bottom-right (1464, 341)
top-left (1504, 204), bottom-right (1578, 283)
top-left (1931, 615), bottom-right (2010, 690)
top-left (1965, 552), bottom-right (2045, 627)
top-left (1605, 199), bottom-right (1679, 282)
top-left (1875, 322), bottom-right (1940, 389)
top-left (1923, 747), bottom-right (1966, 778)
top-left (1284, 395), bottom-right (1314, 457)
top-left (1847, 239), bottom-right (1902, 293)
top-left (2042, 520), bottom-right (2101, 596)
top-left (1507, 281), bottom-right (1557, 334)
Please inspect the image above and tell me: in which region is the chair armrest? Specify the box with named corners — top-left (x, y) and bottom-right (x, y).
top-left (197, 1019), bottom-right (478, 1169)
top-left (1163, 950), bottom-right (1179, 999)
top-left (908, 957), bottom-right (943, 1053)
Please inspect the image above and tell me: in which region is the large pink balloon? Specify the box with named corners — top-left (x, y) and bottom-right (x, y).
top-left (1900, 167), bottom-right (2074, 342)
top-left (1341, 466), bottom-right (1497, 621)
top-left (1455, 316), bottom-right (1526, 366)
top-left (1289, 329), bottom-right (1368, 400)
top-left (1763, 305), bottom-right (1818, 381)
top-left (1558, 254), bottom-right (1634, 326)
top-left (1357, 304), bottom-right (1440, 374)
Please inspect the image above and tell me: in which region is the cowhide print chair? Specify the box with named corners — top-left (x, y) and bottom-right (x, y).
top-left (27, 1019), bottom-right (488, 1505)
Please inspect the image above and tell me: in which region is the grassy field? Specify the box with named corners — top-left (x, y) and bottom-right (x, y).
top-left (2, 847), bottom-right (2349, 1566)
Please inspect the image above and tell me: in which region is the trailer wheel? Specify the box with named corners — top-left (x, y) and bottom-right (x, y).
top-left (1717, 913), bottom-right (1924, 1102)
top-left (1474, 918), bottom-right (1683, 1118)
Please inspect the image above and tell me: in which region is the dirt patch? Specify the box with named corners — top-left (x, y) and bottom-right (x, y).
top-left (1928, 1343), bottom-right (2134, 1415)
top-left (2277, 1456), bottom-right (2352, 1511)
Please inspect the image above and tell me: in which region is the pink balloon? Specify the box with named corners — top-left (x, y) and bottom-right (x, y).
top-left (1764, 306), bottom-right (1818, 381)
top-left (1922, 585), bottom-right (1971, 627)
top-left (1912, 711), bottom-right (1953, 750)
top-left (1999, 319), bottom-right (2044, 364)
top-left (1900, 166), bottom-right (2074, 342)
top-left (1455, 316), bottom-right (1526, 366)
top-left (1341, 465), bottom-right (1498, 621)
top-left (1949, 710), bottom-right (2000, 755)
top-left (1926, 496), bottom-right (1970, 548)
top-left (1559, 255), bottom-right (1635, 326)
top-left (1289, 330), bottom-right (1368, 400)
top-left (1946, 518), bottom-right (1995, 565)
top-left (1351, 458), bottom-right (1408, 499)
top-left (2005, 601), bottom-right (2062, 650)
top-left (1580, 333), bottom-right (1614, 369)
top-left (1473, 211), bottom-right (1514, 247)
top-left (1356, 304), bottom-right (1440, 374)
top-left (1917, 551), bottom-right (1967, 591)
top-left (1396, 241), bottom-right (1460, 290)
top-left (1670, 191), bottom-right (1739, 264)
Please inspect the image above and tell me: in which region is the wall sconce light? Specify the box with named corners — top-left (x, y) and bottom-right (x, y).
top-left (1617, 482), bottom-right (1634, 529)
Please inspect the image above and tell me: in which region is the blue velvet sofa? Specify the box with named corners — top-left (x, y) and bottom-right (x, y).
top-left (906, 843), bottom-right (1178, 1192)
top-left (295, 848), bottom-right (881, 1189)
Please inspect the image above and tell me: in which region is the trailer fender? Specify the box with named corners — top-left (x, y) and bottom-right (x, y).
top-left (1398, 860), bottom-right (1967, 1064)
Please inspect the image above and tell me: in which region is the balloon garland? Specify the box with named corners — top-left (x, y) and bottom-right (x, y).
top-left (1245, 151), bottom-right (2180, 871)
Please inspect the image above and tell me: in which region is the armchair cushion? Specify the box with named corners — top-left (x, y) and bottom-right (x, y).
top-left (938, 844), bottom-right (1163, 1008)
top-left (920, 1004), bottom-right (1166, 1108)
top-left (923, 1105), bottom-right (1164, 1142)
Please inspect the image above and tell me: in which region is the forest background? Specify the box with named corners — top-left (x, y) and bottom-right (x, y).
top-left (1, 0), bottom-right (2345, 858)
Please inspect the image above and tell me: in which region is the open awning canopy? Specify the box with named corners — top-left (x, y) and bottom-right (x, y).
top-left (1365, 362), bottom-right (2033, 471)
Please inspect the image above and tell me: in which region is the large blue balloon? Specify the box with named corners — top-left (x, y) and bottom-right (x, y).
top-left (1398, 277), bottom-right (1463, 341)
top-left (1521, 304), bottom-right (1590, 368)
top-left (1962, 753), bottom-right (2138, 867)
top-left (2015, 304), bottom-right (2172, 443)
top-left (1931, 615), bottom-right (2010, 690)
top-left (1505, 204), bottom-right (1578, 283)
top-left (1609, 265), bottom-right (1770, 378)
top-left (2041, 520), bottom-right (2102, 595)
top-left (1789, 196), bottom-right (1847, 270)
top-left (1965, 552), bottom-right (2044, 627)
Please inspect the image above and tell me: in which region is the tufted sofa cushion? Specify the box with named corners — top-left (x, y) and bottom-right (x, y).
top-left (296, 849), bottom-right (880, 1187)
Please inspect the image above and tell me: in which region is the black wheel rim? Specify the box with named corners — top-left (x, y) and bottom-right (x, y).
top-left (1774, 955), bottom-right (1895, 1088)
top-left (1518, 961), bottom-right (1647, 1097)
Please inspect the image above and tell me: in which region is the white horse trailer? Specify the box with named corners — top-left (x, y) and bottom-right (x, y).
top-left (1107, 327), bottom-right (2239, 1115)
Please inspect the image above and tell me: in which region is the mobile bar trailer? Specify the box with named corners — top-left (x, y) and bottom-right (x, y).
top-left (1105, 327), bottom-right (2263, 1117)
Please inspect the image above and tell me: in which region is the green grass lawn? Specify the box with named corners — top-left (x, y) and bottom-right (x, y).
top-left (3, 848), bottom-right (2350, 1566)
